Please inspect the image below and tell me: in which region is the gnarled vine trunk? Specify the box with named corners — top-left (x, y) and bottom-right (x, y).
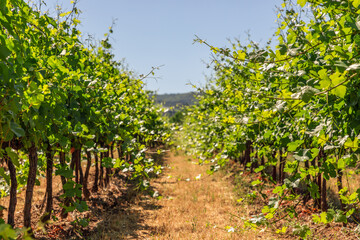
top-left (24, 144), bottom-right (38, 233)
top-left (59, 151), bottom-right (67, 187)
top-left (272, 150), bottom-right (277, 182)
top-left (83, 151), bottom-right (92, 199)
top-left (243, 140), bottom-right (251, 171)
top-left (7, 156), bottom-right (17, 227)
top-left (104, 147), bottom-right (112, 187)
top-left (279, 148), bottom-right (285, 184)
top-left (99, 151), bottom-right (104, 187)
top-left (92, 152), bottom-right (99, 192)
top-left (42, 144), bottom-right (54, 223)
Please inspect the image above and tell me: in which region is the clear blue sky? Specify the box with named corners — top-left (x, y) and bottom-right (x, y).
top-left (43, 0), bottom-right (283, 94)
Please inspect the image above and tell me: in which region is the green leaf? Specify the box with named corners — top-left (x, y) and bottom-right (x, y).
top-left (275, 226), bottom-right (287, 234)
top-left (291, 86), bottom-right (317, 102)
top-left (102, 157), bottom-right (114, 168)
top-left (314, 210), bottom-right (335, 224)
top-left (344, 137), bottom-right (358, 151)
top-left (334, 211), bottom-right (347, 223)
top-left (236, 50), bottom-right (246, 61)
top-left (284, 178), bottom-right (301, 188)
top-left (59, 136), bottom-right (68, 147)
top-left (10, 122), bottom-right (25, 137)
top-left (2, 124), bottom-right (14, 141)
top-left (287, 140), bottom-right (304, 152)
top-left (62, 204), bottom-right (76, 214)
top-left (310, 148), bottom-right (320, 159)
top-left (323, 162), bottom-right (337, 180)
top-left (337, 158), bottom-right (346, 169)
top-left (254, 165), bottom-right (264, 173)
top-left (312, 214), bottom-right (321, 223)
top-left (308, 181), bottom-right (319, 199)
top-left (0, 223), bottom-right (17, 239)
top-left (0, 45), bottom-right (11, 61)
top-left (326, 209), bottom-right (335, 222)
top-left (353, 0), bottom-right (360, 8)
top-left (320, 212), bottom-right (328, 223)
top-left (76, 217), bottom-right (90, 227)
top-left (0, 1), bottom-right (7, 14)
top-left (5, 147), bottom-right (19, 167)
top-left (297, 0), bottom-right (307, 7)
top-left (331, 85), bottom-right (346, 98)
top-left (0, 168), bottom-right (9, 185)
top-left (292, 224), bottom-right (311, 238)
top-left (114, 158), bottom-right (125, 169)
top-left (346, 208), bottom-right (355, 217)
top-left (55, 166), bottom-right (74, 179)
top-left (251, 179), bottom-right (262, 186)
top-left (73, 200), bottom-right (88, 212)
top-left (286, 207), bottom-right (296, 218)
top-left (294, 149), bottom-right (311, 162)
top-left (62, 180), bottom-right (82, 198)
top-left (300, 86), bottom-right (318, 103)
top-left (318, 134), bottom-right (328, 147)
top-left (278, 44), bottom-right (287, 55)
top-left (329, 72), bottom-right (346, 98)
top-left (47, 56), bottom-right (57, 69)
top-left (318, 69), bottom-right (331, 89)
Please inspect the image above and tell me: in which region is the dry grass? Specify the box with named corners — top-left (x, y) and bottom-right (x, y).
top-left (0, 171), bottom-right (65, 227)
top-left (0, 149), bottom-right (136, 239)
top-left (94, 151), bottom-right (275, 240)
top-left (3, 149), bottom-right (360, 239)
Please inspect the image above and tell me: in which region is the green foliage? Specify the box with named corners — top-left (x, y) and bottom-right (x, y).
top-left (180, 0), bottom-right (360, 234)
top-left (101, 157), bottom-right (114, 168)
top-left (312, 209), bottom-right (349, 224)
top-left (0, 224), bottom-right (17, 240)
top-left (0, 0), bottom-right (171, 234)
top-left (170, 110), bottom-right (186, 124)
top-left (293, 224), bottom-right (311, 239)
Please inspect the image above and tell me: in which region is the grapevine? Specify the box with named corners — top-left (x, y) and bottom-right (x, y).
top-left (0, 0), bottom-right (170, 238)
top-left (182, 0), bottom-right (360, 237)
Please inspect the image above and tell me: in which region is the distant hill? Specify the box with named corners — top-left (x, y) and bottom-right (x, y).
top-left (153, 92), bottom-right (198, 118)
top-left (154, 92), bottom-right (198, 108)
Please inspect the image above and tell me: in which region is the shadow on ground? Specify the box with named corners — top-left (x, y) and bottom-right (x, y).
top-left (78, 149), bottom-right (169, 240)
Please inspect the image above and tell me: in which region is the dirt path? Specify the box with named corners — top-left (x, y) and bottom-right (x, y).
top-left (92, 151), bottom-right (268, 240)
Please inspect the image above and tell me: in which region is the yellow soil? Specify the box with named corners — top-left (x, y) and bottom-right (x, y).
top-left (93, 151), bottom-right (271, 240)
